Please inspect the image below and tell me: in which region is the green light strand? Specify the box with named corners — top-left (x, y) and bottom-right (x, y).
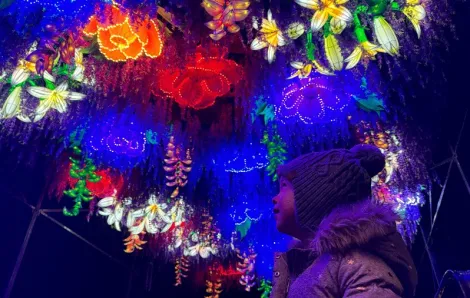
top-left (305, 30), bottom-right (316, 61)
top-left (261, 128), bottom-right (287, 182)
top-left (63, 146), bottom-right (101, 216)
top-left (258, 279), bottom-right (272, 298)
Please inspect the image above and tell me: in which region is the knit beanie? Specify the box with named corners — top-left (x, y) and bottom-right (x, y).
top-left (276, 144), bottom-right (385, 231)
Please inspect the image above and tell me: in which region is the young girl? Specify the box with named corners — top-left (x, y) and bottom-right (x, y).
top-left (271, 144), bottom-right (417, 297)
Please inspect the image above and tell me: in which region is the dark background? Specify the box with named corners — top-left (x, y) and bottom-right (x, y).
top-left (2, 1), bottom-right (470, 297)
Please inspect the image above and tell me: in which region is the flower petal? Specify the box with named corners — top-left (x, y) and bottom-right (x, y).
top-left (98, 197), bottom-right (115, 207)
top-left (287, 22), bottom-right (305, 39)
top-left (313, 60), bottom-right (334, 76)
top-left (130, 221), bottom-right (145, 235)
top-left (0, 87), bottom-right (22, 119)
top-left (114, 221), bottom-right (121, 232)
top-left (33, 111), bottom-right (47, 122)
top-left (227, 24), bottom-right (240, 33)
top-left (324, 34), bottom-right (343, 71)
top-left (71, 65), bottom-right (84, 82)
top-left (294, 0), bottom-right (320, 10)
top-left (100, 46), bottom-right (127, 62)
top-left (43, 71), bottom-right (55, 83)
top-left (145, 219), bottom-right (158, 234)
top-left (327, 6), bottom-right (352, 22)
top-left (74, 49), bottom-right (83, 65)
top-left (56, 82), bottom-right (69, 92)
top-left (205, 20), bottom-right (223, 30)
top-left (267, 45), bottom-right (276, 63)
top-left (99, 209), bottom-right (113, 216)
top-left (107, 214), bottom-right (116, 225)
top-left (17, 114), bottom-right (31, 123)
top-left (121, 38), bottom-right (144, 60)
top-left (344, 46), bottom-right (363, 69)
top-left (373, 16), bottom-right (399, 55)
top-left (277, 32), bottom-right (286, 47)
top-left (11, 67), bottom-right (30, 86)
top-left (83, 16), bottom-right (99, 36)
top-left (210, 29), bottom-right (227, 41)
top-left (311, 9), bottom-right (329, 31)
top-left (202, 0), bottom-right (225, 17)
top-left (51, 94), bottom-right (68, 113)
top-left (250, 37), bottom-right (268, 50)
top-left (27, 86), bottom-right (52, 99)
top-left (132, 208), bottom-right (145, 217)
top-left (290, 61), bottom-right (305, 69)
top-left (115, 207), bottom-right (124, 221)
top-left (68, 92), bottom-right (86, 101)
top-left (330, 17), bottom-right (347, 34)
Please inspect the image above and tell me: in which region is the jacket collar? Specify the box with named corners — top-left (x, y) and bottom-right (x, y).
top-left (309, 199), bottom-right (398, 254)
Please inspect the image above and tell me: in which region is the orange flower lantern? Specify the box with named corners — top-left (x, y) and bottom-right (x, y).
top-left (83, 5), bottom-right (163, 62)
top-left (156, 45), bottom-right (243, 110)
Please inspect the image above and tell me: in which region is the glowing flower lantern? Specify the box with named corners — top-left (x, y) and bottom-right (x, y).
top-left (174, 256), bottom-right (190, 286)
top-left (164, 137), bottom-right (192, 198)
top-left (129, 194), bottom-right (169, 234)
top-left (286, 22), bottom-right (305, 40)
top-left (366, 0), bottom-right (400, 55)
top-left (83, 5), bottom-right (163, 62)
top-left (68, 166), bottom-right (124, 198)
top-left (402, 0), bottom-right (426, 38)
top-left (157, 45), bottom-right (243, 109)
top-left (237, 248), bottom-right (257, 291)
top-left (27, 81), bottom-right (86, 122)
top-left (123, 232), bottom-right (147, 253)
top-left (250, 10), bottom-right (286, 63)
top-left (276, 77), bottom-right (350, 125)
top-left (294, 0), bottom-right (352, 32)
top-left (205, 263), bottom-right (223, 298)
top-left (202, 0), bottom-right (250, 41)
top-left (86, 170), bottom-right (123, 198)
top-left (97, 191), bottom-right (129, 231)
top-left (184, 212), bottom-right (220, 259)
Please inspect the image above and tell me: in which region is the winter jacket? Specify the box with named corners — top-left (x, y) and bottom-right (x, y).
top-left (270, 200), bottom-right (418, 298)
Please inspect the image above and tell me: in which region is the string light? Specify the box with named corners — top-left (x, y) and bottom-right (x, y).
top-left (224, 143), bottom-right (268, 173)
top-left (276, 77), bottom-right (351, 124)
top-left (234, 208), bottom-right (263, 226)
top-left (83, 5), bottom-right (163, 62)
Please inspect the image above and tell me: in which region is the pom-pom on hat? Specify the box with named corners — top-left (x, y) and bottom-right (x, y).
top-left (276, 144), bottom-right (385, 231)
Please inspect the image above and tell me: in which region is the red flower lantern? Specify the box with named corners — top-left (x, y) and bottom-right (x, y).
top-left (156, 44), bottom-right (243, 110)
top-left (67, 167), bottom-right (123, 198)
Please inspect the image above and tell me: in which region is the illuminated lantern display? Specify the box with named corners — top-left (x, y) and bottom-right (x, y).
top-left (83, 5), bottom-right (163, 62)
top-left (69, 169), bottom-right (123, 199)
top-left (174, 256), bottom-right (190, 286)
top-left (276, 77), bottom-right (351, 124)
top-left (164, 136), bottom-right (192, 198)
top-left (0, 0), bottom-right (442, 295)
top-left (250, 10), bottom-right (285, 64)
top-left (87, 119), bottom-right (147, 164)
top-left (237, 248), bottom-right (257, 291)
top-left (156, 45), bottom-right (243, 110)
top-left (202, 0), bottom-right (250, 41)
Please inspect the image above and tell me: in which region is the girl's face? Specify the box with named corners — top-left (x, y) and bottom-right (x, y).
top-left (272, 177), bottom-right (298, 236)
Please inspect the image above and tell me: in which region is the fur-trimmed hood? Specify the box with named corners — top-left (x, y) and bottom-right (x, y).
top-left (310, 199), bottom-right (398, 254)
